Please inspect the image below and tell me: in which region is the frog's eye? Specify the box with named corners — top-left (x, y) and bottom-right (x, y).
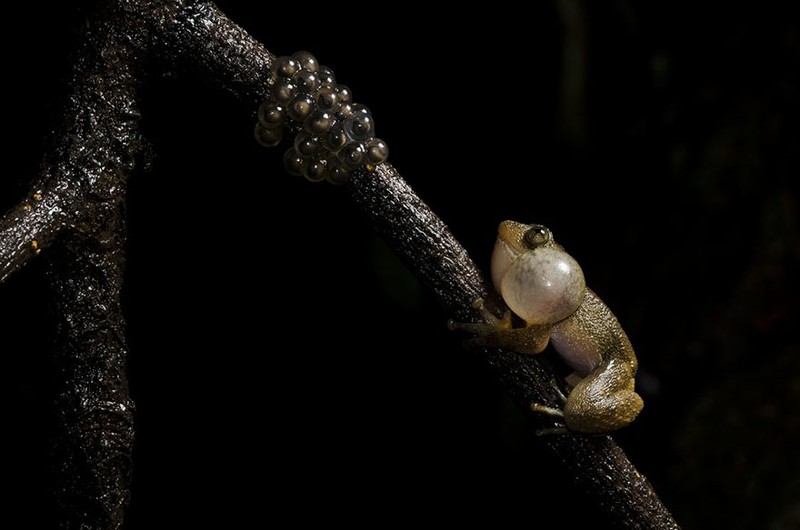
top-left (523, 225), bottom-right (552, 249)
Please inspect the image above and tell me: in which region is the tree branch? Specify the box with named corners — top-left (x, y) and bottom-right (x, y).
top-left (166, 1), bottom-right (274, 108)
top-left (0, 2), bottom-right (149, 285)
top-left (49, 225), bottom-right (133, 528)
top-left (163, 4), bottom-right (681, 529)
top-left (0, 2), bottom-right (150, 526)
top-left (0, 179), bottom-right (76, 283)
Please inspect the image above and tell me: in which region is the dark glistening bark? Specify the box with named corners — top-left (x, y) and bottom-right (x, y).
top-left (0, 1), bottom-right (679, 528)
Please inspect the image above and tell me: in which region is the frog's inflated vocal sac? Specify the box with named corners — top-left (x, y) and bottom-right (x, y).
top-left (453, 221), bottom-right (643, 434)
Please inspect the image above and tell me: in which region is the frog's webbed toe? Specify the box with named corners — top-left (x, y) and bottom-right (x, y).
top-left (449, 298), bottom-right (552, 354)
top-left (447, 297), bottom-right (513, 336)
top-left (530, 379), bottom-right (570, 435)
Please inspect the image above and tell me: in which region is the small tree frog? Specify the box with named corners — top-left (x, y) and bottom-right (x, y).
top-left (451, 221), bottom-right (643, 434)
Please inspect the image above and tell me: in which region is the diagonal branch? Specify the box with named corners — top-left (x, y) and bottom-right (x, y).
top-left (162, 1), bottom-right (275, 109)
top-left (162, 3), bottom-right (681, 529)
top-left (0, 178), bottom-right (77, 283)
top-left (350, 164), bottom-right (677, 528)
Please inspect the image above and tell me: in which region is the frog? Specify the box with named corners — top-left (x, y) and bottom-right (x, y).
top-left (450, 221), bottom-right (643, 434)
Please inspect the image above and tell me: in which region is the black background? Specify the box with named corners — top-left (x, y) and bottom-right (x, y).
top-left (1, 1), bottom-right (799, 528)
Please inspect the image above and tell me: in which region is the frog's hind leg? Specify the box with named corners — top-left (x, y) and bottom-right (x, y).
top-left (530, 380), bottom-right (570, 435)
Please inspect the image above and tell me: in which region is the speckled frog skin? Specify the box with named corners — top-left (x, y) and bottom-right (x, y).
top-left (454, 221), bottom-right (643, 434)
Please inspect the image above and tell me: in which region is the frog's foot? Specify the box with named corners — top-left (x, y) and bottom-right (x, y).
top-left (530, 379), bottom-right (570, 436)
top-left (447, 297), bottom-right (513, 336)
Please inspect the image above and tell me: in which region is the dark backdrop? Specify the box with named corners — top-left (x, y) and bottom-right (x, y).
top-left (1, 2), bottom-right (798, 528)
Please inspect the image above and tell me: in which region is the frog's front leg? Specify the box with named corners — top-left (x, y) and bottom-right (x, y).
top-left (448, 298), bottom-right (552, 355)
top-left (446, 298), bottom-right (512, 336)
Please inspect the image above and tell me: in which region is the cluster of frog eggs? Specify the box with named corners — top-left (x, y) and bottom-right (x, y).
top-left (255, 51), bottom-right (389, 184)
